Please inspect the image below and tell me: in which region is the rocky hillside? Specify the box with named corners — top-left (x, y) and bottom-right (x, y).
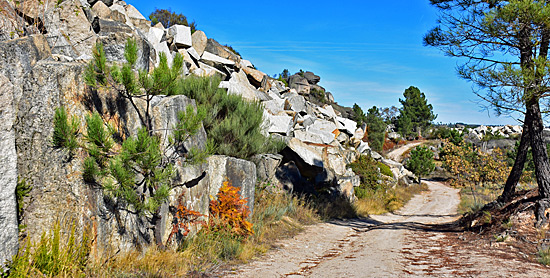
top-left (0, 0), bottom-right (416, 266)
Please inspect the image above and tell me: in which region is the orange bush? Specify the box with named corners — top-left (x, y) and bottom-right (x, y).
top-left (167, 193), bottom-right (206, 244)
top-left (209, 181), bottom-right (254, 237)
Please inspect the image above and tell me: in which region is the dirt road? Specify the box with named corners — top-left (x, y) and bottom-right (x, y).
top-left (223, 181), bottom-right (458, 277)
top-left (222, 142), bottom-right (550, 277)
top-left (223, 180), bottom-right (550, 277)
top-left (386, 141), bottom-right (423, 162)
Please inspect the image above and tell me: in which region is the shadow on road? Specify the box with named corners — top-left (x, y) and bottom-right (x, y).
top-left (328, 217), bottom-right (462, 233)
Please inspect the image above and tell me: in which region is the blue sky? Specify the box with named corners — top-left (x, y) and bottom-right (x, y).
top-left (128, 0), bottom-right (521, 125)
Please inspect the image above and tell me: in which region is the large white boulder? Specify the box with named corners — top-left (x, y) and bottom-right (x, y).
top-left (168, 25), bottom-right (192, 48)
top-left (147, 27), bottom-right (164, 47)
top-left (155, 41), bottom-right (173, 67)
top-left (336, 116), bottom-right (357, 135)
top-left (219, 70), bottom-right (260, 101)
top-left (317, 104), bottom-right (337, 118)
top-left (201, 51), bottom-right (236, 66)
top-left (263, 99), bottom-right (284, 115)
top-left (306, 119), bottom-right (338, 144)
top-left (294, 129), bottom-right (325, 144)
top-left (286, 138), bottom-right (324, 168)
top-left (263, 112), bottom-right (294, 135)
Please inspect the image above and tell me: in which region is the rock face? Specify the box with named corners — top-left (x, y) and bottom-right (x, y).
top-left (0, 0), bottom-right (403, 263)
top-left (0, 31), bottom-right (259, 259)
top-left (0, 74), bottom-right (18, 266)
top-left (303, 71), bottom-right (320, 85)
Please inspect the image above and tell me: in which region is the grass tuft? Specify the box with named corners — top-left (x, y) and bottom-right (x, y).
top-left (5, 221), bottom-right (90, 278)
top-left (538, 246), bottom-right (550, 265)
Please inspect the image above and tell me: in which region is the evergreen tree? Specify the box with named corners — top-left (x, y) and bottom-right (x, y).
top-left (149, 8), bottom-right (197, 32)
top-left (366, 106), bottom-right (386, 152)
top-left (406, 146), bottom-right (435, 183)
top-left (396, 86), bottom-right (436, 138)
top-left (381, 106), bottom-right (399, 124)
top-left (353, 103), bottom-right (367, 126)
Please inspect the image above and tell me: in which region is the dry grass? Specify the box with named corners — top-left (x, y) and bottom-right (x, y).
top-left (90, 184), bottom-right (321, 277)
top-left (6, 180), bottom-right (435, 277)
top-left (455, 183), bottom-right (537, 215)
top-left (355, 182), bottom-right (429, 216)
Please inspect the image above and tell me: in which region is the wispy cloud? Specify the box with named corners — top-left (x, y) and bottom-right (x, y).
top-left (232, 41), bottom-right (429, 53)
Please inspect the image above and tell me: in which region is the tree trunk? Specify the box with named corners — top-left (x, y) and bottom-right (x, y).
top-left (498, 113), bottom-right (531, 203)
top-left (527, 100), bottom-right (550, 227)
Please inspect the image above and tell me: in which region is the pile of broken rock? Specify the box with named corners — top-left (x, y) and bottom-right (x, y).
top-left (0, 0), bottom-right (417, 264)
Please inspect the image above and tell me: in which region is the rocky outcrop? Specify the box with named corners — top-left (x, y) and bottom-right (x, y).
top-left (0, 0), bottom-right (414, 263)
top-left (0, 74), bottom-right (18, 266)
top-left (0, 30), bottom-right (256, 260)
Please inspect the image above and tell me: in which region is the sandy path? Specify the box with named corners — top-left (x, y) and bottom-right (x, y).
top-left (220, 141), bottom-right (550, 277)
top-left (222, 181), bottom-right (550, 277)
top-left (223, 181), bottom-right (460, 277)
top-left (386, 141), bottom-right (423, 162)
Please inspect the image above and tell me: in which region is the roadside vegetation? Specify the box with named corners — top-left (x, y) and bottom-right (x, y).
top-left (350, 155), bottom-right (428, 215)
top-left (3, 182), bottom-right (321, 277)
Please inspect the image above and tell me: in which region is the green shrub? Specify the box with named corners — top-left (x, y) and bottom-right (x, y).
top-left (406, 146), bottom-right (435, 182)
top-left (431, 126), bottom-right (463, 145)
top-left (83, 39), bottom-right (208, 214)
top-left (310, 88), bottom-right (327, 104)
top-left (16, 178), bottom-right (31, 225)
top-left (352, 104), bottom-right (367, 126)
top-left (366, 106), bottom-right (386, 152)
top-left (85, 39), bottom-right (186, 132)
top-left (277, 76), bottom-right (288, 87)
top-left (538, 246), bottom-right (550, 265)
top-left (104, 128), bottom-right (173, 213)
top-left (481, 128), bottom-right (507, 141)
top-left (52, 106), bottom-right (80, 153)
top-left (84, 112), bottom-right (114, 168)
top-left (82, 156), bottom-right (99, 183)
top-left (177, 76), bottom-right (286, 159)
top-left (6, 221), bottom-right (90, 278)
top-left (377, 162), bottom-right (393, 177)
top-left (349, 155), bottom-right (384, 191)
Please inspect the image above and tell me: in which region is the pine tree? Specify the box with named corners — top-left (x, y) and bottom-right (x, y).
top-left (406, 146), bottom-right (435, 183)
top-left (425, 0), bottom-right (550, 225)
top-left (396, 86), bottom-right (436, 138)
top-left (365, 106), bottom-right (386, 152)
top-left (353, 103), bottom-right (367, 126)
top-left (149, 8), bottom-right (197, 32)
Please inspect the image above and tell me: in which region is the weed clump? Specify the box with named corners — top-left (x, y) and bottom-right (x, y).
top-left (5, 221), bottom-right (90, 278)
top-left (350, 154), bottom-right (427, 215)
top-left (538, 246), bottom-right (550, 265)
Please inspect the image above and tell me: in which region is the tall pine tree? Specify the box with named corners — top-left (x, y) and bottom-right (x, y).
top-left (396, 86), bottom-right (436, 138)
top-left (425, 0), bottom-right (550, 226)
top-left (366, 106), bottom-right (386, 152)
